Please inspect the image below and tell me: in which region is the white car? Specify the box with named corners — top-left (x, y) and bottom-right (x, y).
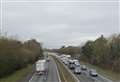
top-left (81, 65), bottom-right (87, 70)
top-left (74, 67), bottom-right (81, 74)
top-left (63, 60), bottom-right (69, 65)
top-left (89, 69), bottom-right (98, 77)
top-left (68, 59), bottom-right (74, 64)
top-left (74, 61), bottom-right (80, 66)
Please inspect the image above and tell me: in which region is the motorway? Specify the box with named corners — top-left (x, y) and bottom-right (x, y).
top-left (53, 53), bottom-right (113, 82)
top-left (29, 57), bottom-right (60, 82)
top-left (74, 69), bottom-right (113, 82)
top-left (59, 58), bottom-right (113, 82)
top-left (29, 52), bottom-right (113, 82)
top-left (62, 59), bottom-right (113, 82)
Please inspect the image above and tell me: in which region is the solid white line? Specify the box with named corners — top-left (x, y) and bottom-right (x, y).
top-left (56, 56), bottom-right (80, 82)
top-left (55, 62), bottom-right (62, 82)
top-left (91, 77), bottom-right (101, 82)
top-left (82, 64), bottom-right (113, 82)
top-left (51, 57), bottom-right (62, 82)
top-left (61, 69), bottom-right (67, 82)
top-left (28, 73), bottom-right (35, 82)
top-left (51, 55), bottom-right (68, 82)
top-left (99, 74), bottom-right (113, 82)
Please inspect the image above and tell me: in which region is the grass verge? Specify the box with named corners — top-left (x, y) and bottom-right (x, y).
top-left (0, 65), bottom-right (33, 82)
top-left (80, 61), bottom-right (120, 82)
top-left (52, 55), bottom-right (79, 82)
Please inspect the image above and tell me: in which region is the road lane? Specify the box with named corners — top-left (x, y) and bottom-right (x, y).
top-left (73, 69), bottom-right (113, 82)
top-left (59, 58), bottom-right (113, 82)
top-left (93, 75), bottom-right (113, 82)
top-left (74, 69), bottom-right (113, 82)
top-left (48, 52), bottom-right (113, 82)
top-left (47, 57), bottom-right (60, 82)
top-left (71, 69), bottom-right (95, 82)
top-left (29, 57), bottom-right (60, 82)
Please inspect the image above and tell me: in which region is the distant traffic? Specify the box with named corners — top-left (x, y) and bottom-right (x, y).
top-left (57, 54), bottom-right (98, 77)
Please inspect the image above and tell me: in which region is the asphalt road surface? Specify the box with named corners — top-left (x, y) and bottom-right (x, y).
top-left (29, 57), bottom-right (60, 82)
top-left (29, 52), bottom-right (114, 82)
top-left (68, 63), bottom-right (113, 82)
top-left (54, 52), bottom-right (113, 82)
top-left (74, 70), bottom-right (113, 82)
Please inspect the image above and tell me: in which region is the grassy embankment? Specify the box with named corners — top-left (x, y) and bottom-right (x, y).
top-left (52, 55), bottom-right (79, 82)
top-left (0, 65), bottom-right (33, 82)
top-left (80, 61), bottom-right (120, 82)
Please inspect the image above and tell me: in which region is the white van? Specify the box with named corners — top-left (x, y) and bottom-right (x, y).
top-left (36, 60), bottom-right (48, 75)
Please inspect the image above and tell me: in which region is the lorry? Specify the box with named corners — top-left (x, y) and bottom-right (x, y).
top-left (36, 59), bottom-right (48, 76)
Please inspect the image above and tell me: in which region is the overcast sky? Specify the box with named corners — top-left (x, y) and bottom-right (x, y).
top-left (1, 0), bottom-right (119, 48)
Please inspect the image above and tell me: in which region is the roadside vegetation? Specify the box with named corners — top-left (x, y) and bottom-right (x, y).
top-left (52, 46), bottom-right (80, 57)
top-left (0, 36), bottom-right (43, 79)
top-left (81, 34), bottom-right (120, 73)
top-left (52, 34), bottom-right (120, 74)
top-left (0, 65), bottom-right (33, 82)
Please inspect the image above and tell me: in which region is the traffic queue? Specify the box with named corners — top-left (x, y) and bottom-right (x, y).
top-left (58, 54), bottom-right (98, 77)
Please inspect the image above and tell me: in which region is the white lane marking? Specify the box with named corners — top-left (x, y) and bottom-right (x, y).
top-left (91, 77), bottom-right (101, 82)
top-left (56, 56), bottom-right (80, 82)
top-left (99, 74), bottom-right (113, 82)
top-left (83, 65), bottom-right (113, 82)
top-left (52, 53), bottom-right (114, 82)
top-left (50, 57), bottom-right (62, 82)
top-left (56, 63), bottom-right (62, 82)
top-left (61, 69), bottom-right (68, 82)
top-left (52, 56), bottom-right (68, 82)
top-left (29, 73), bottom-right (35, 82)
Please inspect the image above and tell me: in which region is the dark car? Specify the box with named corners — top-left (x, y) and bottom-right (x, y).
top-left (46, 58), bottom-right (50, 62)
top-left (69, 63), bottom-right (75, 69)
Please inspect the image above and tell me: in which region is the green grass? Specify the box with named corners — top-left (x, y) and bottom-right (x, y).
top-left (52, 56), bottom-right (78, 82)
top-left (80, 61), bottom-right (120, 82)
top-left (0, 65), bottom-right (33, 82)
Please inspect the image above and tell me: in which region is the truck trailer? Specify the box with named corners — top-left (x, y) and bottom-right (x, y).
top-left (36, 59), bottom-right (48, 75)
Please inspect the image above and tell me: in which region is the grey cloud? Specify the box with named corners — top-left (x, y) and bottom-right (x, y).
top-left (1, 0), bottom-right (119, 48)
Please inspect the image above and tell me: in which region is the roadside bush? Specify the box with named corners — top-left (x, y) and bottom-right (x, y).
top-left (0, 37), bottom-right (43, 78)
top-left (55, 34), bottom-right (120, 73)
top-left (81, 34), bottom-right (120, 72)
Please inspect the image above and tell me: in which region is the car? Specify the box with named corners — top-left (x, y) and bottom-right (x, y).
top-left (68, 59), bottom-right (74, 64)
top-left (89, 69), bottom-right (98, 77)
top-left (74, 67), bottom-right (81, 74)
top-left (69, 63), bottom-right (75, 69)
top-left (46, 57), bottom-right (50, 62)
top-left (74, 61), bottom-right (80, 66)
top-left (81, 65), bottom-right (87, 70)
top-left (73, 59), bottom-right (79, 63)
top-left (63, 60), bottom-right (69, 65)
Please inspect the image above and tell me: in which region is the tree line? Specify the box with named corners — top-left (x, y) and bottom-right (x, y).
top-left (81, 34), bottom-right (120, 72)
top-left (53, 34), bottom-right (120, 73)
top-left (53, 46), bottom-right (80, 55)
top-left (0, 36), bottom-right (43, 78)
